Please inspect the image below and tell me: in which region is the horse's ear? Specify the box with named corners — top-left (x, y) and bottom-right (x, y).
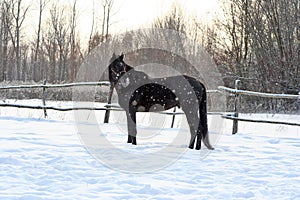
top-left (119, 54), bottom-right (124, 61)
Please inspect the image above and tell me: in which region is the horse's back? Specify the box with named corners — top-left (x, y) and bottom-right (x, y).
top-left (162, 75), bottom-right (205, 97)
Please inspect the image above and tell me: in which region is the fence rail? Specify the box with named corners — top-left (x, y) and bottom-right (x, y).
top-left (0, 81), bottom-right (220, 128)
top-left (218, 86), bottom-right (299, 99)
top-left (0, 81), bottom-right (111, 90)
top-left (0, 81), bottom-right (299, 131)
top-left (0, 103), bottom-right (123, 112)
top-left (223, 114), bottom-right (300, 127)
top-left (219, 80), bottom-right (300, 134)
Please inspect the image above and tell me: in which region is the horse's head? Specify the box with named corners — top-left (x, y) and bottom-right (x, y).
top-left (108, 53), bottom-right (132, 85)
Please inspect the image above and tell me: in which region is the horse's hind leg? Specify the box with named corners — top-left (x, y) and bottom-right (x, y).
top-left (184, 108), bottom-right (199, 149)
top-left (126, 110), bottom-right (137, 145)
top-left (188, 121), bottom-right (200, 149)
top-left (195, 124), bottom-right (202, 150)
top-left (189, 134), bottom-right (196, 149)
top-left (195, 104), bottom-right (205, 150)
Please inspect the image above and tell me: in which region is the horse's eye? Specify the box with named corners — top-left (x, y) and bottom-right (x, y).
top-left (118, 62), bottom-right (124, 68)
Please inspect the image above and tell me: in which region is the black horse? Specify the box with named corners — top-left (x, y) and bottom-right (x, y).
top-left (108, 53), bottom-right (214, 150)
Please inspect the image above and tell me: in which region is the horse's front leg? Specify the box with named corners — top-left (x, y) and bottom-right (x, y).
top-left (126, 109), bottom-right (137, 145)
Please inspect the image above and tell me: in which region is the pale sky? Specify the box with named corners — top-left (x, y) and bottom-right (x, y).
top-left (78, 0), bottom-right (221, 34)
top-left (24, 0), bottom-right (222, 43)
top-left (109, 0), bottom-right (221, 30)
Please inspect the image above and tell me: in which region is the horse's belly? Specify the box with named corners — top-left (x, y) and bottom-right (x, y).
top-left (132, 98), bottom-right (178, 112)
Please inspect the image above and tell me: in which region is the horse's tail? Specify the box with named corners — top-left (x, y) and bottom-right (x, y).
top-left (200, 84), bottom-right (214, 150)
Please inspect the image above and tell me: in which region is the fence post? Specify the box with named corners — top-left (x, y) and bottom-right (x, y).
top-left (42, 80), bottom-right (48, 118)
top-left (232, 80), bottom-right (240, 134)
top-left (104, 84), bottom-right (114, 123)
top-left (171, 107), bottom-right (176, 128)
top-left (298, 92), bottom-right (300, 114)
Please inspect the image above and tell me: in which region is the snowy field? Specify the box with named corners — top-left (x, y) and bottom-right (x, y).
top-left (1, 100), bottom-right (300, 200)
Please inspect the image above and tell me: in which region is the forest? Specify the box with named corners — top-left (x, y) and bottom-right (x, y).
top-left (0, 0), bottom-right (299, 112)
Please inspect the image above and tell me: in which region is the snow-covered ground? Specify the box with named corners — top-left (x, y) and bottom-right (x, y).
top-left (0, 100), bottom-right (300, 199)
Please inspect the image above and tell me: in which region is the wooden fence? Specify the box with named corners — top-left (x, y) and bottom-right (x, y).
top-left (0, 81), bottom-right (112, 118)
top-left (0, 81), bottom-right (218, 127)
top-left (219, 80), bottom-right (300, 134)
top-left (0, 81), bottom-right (299, 132)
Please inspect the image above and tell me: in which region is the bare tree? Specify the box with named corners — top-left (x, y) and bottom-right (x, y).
top-left (41, 25), bottom-right (57, 83)
top-left (8, 0), bottom-right (29, 80)
top-left (88, 0), bottom-right (114, 52)
top-left (152, 5), bottom-right (187, 55)
top-left (50, 3), bottom-right (70, 82)
top-left (101, 0), bottom-right (114, 41)
top-left (32, 0), bottom-right (48, 82)
top-left (101, 0), bottom-right (106, 39)
top-left (88, 0), bottom-right (96, 53)
top-left (153, 4), bottom-right (186, 33)
top-left (69, 0), bottom-right (82, 82)
top-left (0, 1), bottom-right (11, 81)
top-left (105, 0), bottom-right (113, 39)
top-left (209, 0), bottom-right (300, 112)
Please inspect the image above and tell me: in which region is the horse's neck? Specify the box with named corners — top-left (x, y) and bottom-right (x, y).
top-left (113, 69), bottom-right (150, 93)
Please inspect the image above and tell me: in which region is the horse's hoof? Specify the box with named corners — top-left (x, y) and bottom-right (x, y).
top-left (195, 146), bottom-right (201, 150)
top-left (132, 138), bottom-right (137, 145)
